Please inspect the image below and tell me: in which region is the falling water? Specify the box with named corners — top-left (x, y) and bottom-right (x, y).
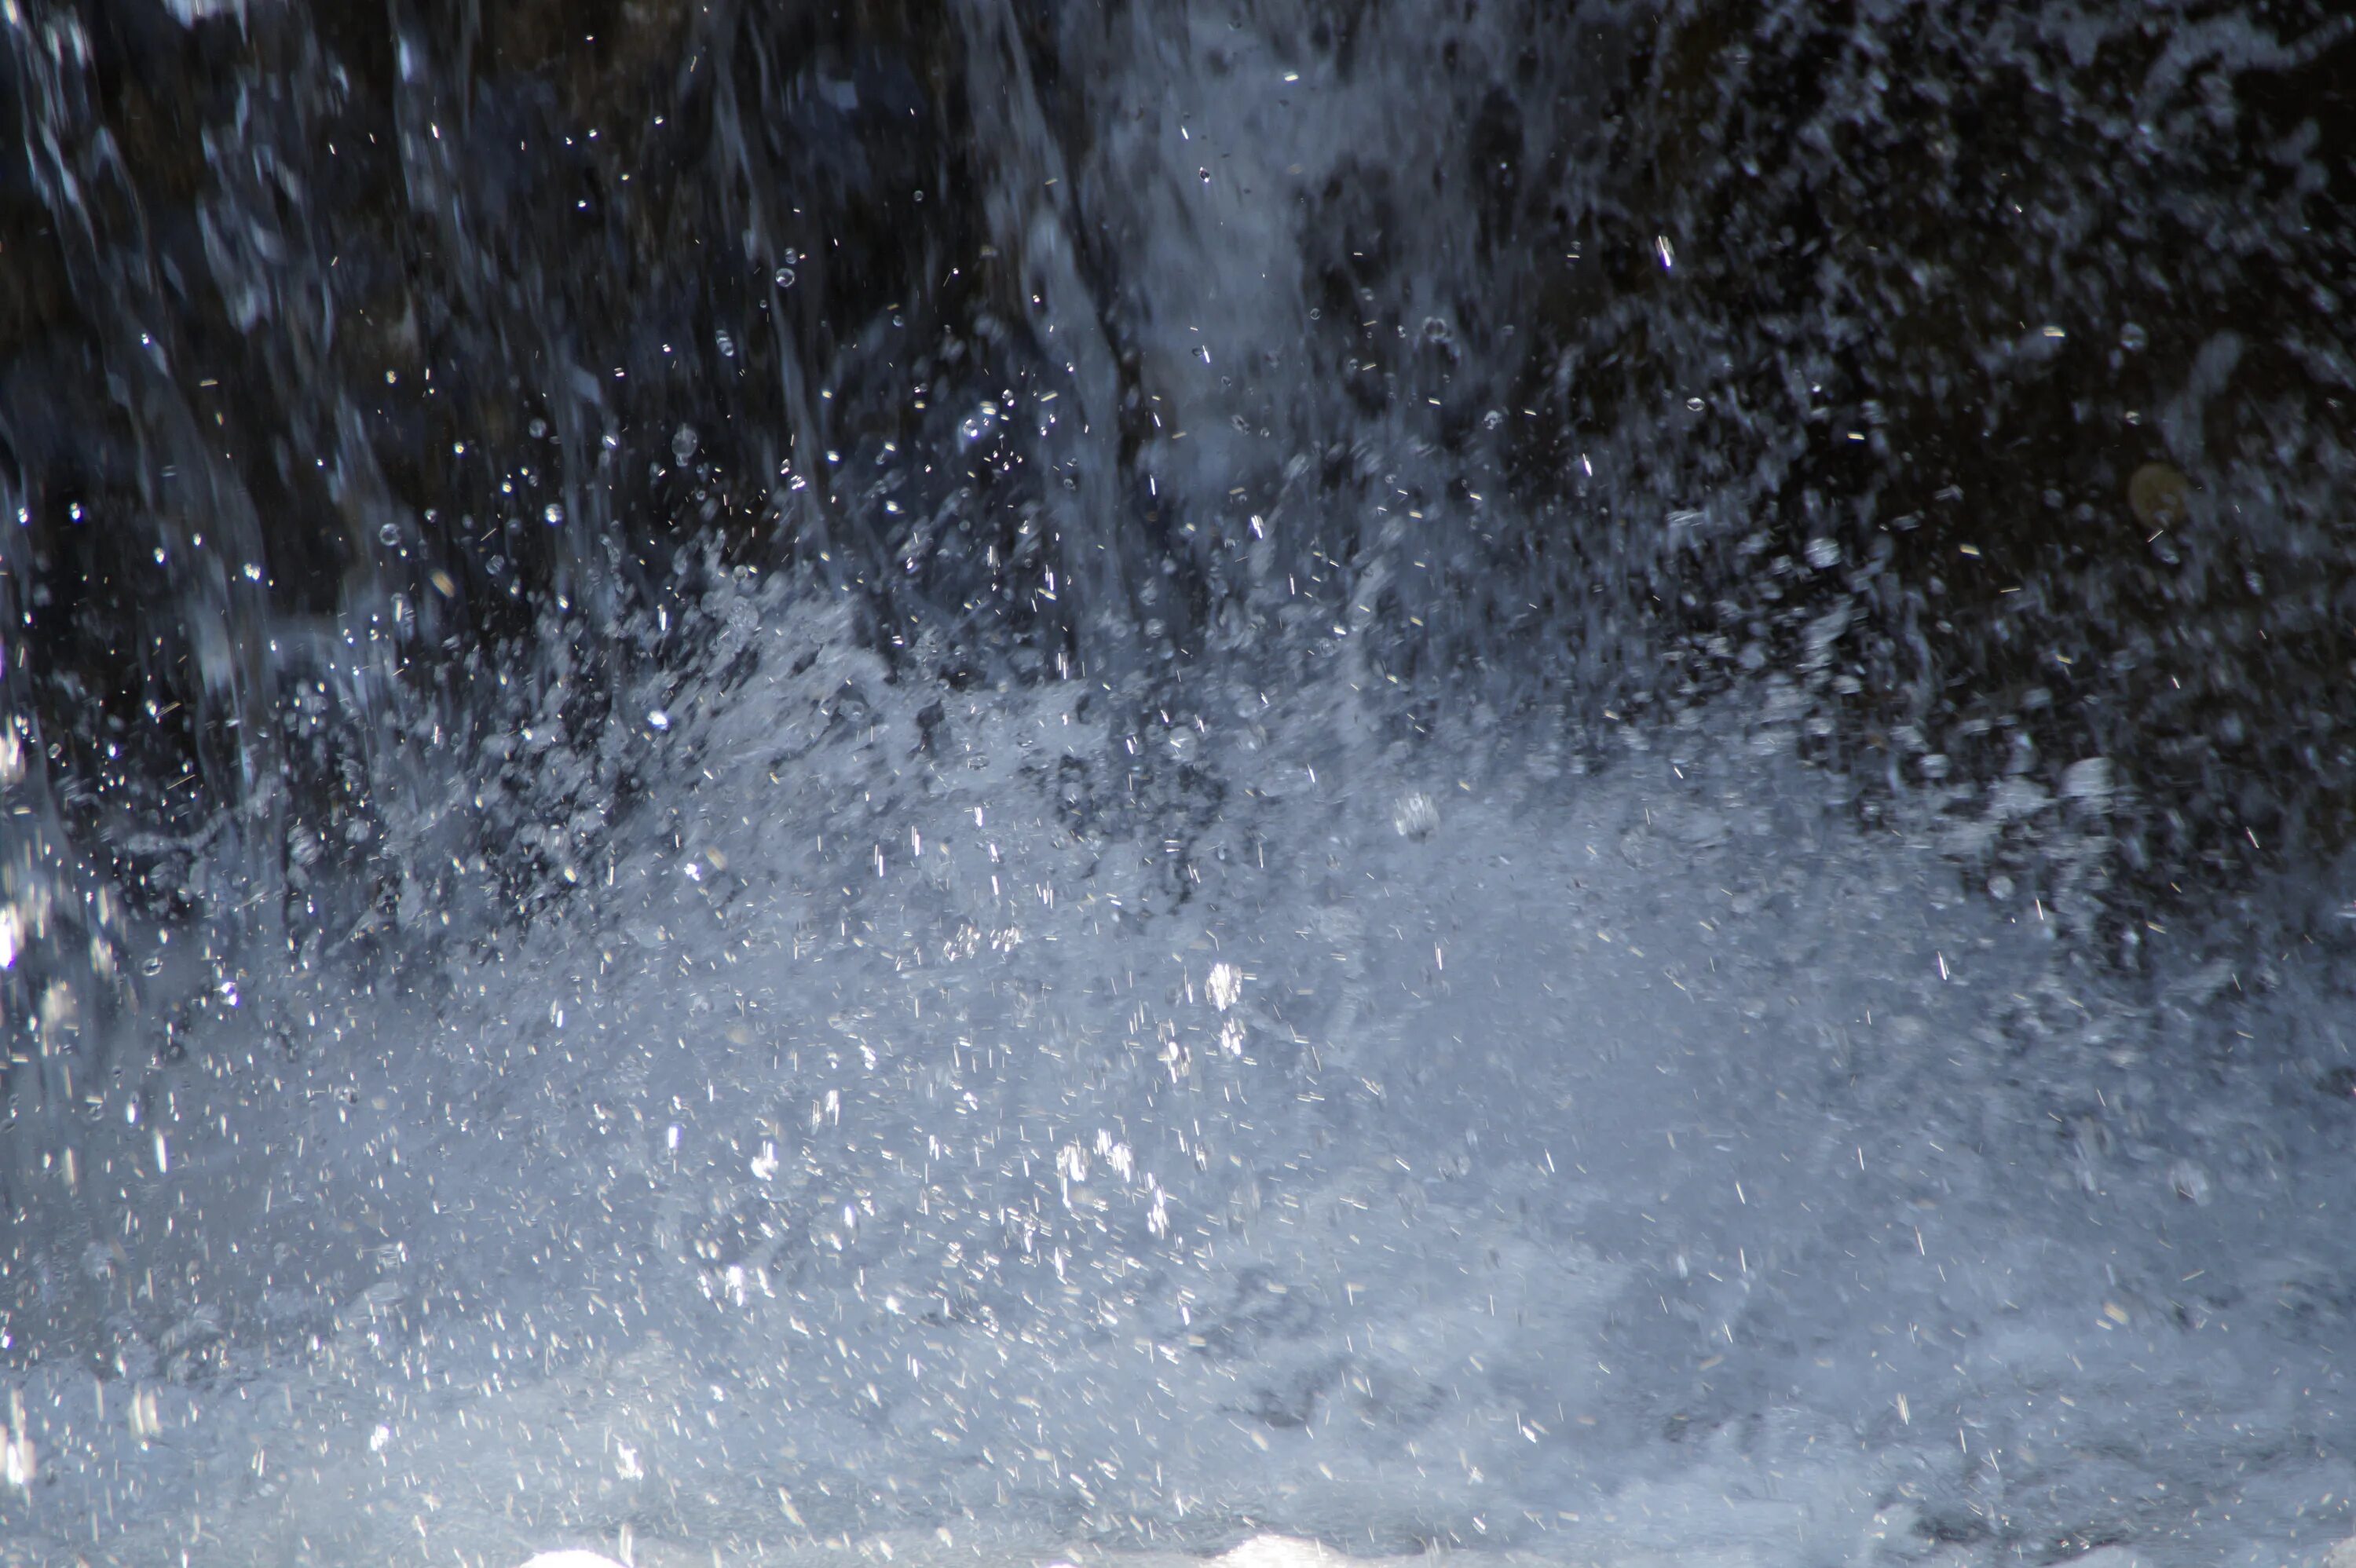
top-left (2, 0), bottom-right (2354, 1561)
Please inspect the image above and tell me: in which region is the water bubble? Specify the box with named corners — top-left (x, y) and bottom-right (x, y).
top-left (647, 709), bottom-right (671, 732)
top-left (773, 266), bottom-right (797, 289)
top-left (715, 330), bottom-right (737, 359)
top-left (671, 424), bottom-right (698, 466)
top-left (527, 417), bottom-right (548, 438)
top-left (379, 523), bottom-right (401, 546)
top-left (543, 502), bottom-right (565, 526)
top-left (1804, 536), bottom-right (1841, 570)
top-left (2119, 322), bottom-right (2149, 353)
top-left (1686, 397), bottom-right (1706, 412)
top-left (1483, 409), bottom-right (1504, 429)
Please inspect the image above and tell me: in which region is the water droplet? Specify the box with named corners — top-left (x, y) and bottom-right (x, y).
top-left (1392, 790), bottom-right (1441, 840)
